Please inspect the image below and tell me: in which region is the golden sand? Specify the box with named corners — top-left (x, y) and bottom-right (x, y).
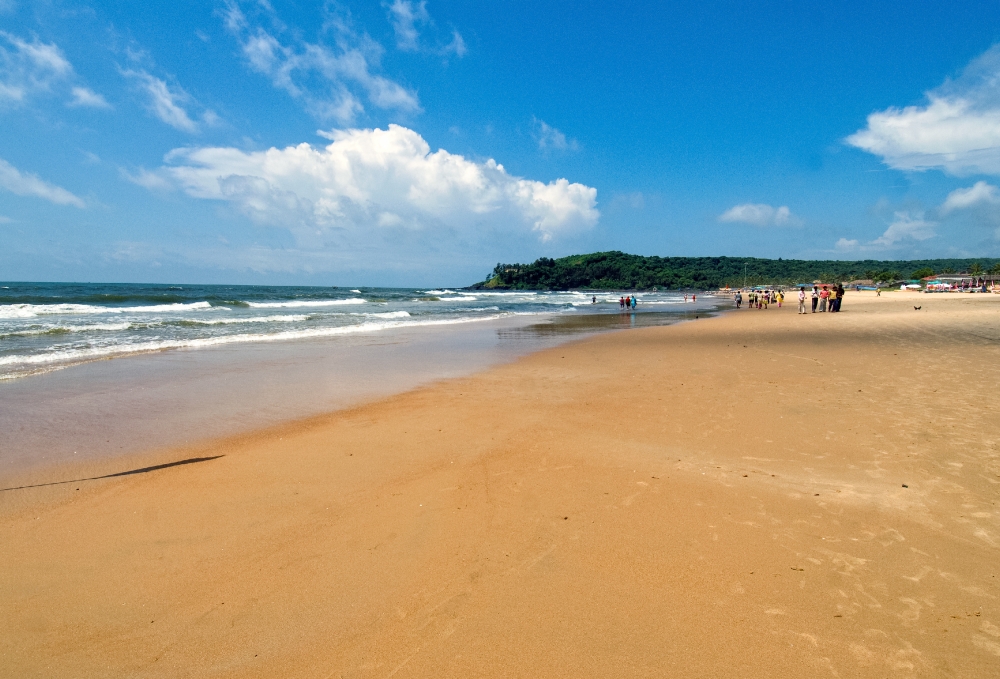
top-left (2, 292), bottom-right (1000, 677)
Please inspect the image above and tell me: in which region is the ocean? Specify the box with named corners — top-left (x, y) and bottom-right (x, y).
top-left (0, 282), bottom-right (706, 381)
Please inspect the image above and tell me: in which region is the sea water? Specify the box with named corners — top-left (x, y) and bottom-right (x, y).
top-left (0, 282), bottom-right (701, 381)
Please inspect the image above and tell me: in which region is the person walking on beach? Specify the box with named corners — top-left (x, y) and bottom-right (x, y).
top-left (811, 286), bottom-right (819, 312)
top-left (798, 287), bottom-right (806, 314)
top-left (819, 286), bottom-right (829, 312)
top-left (835, 283), bottom-right (845, 312)
top-left (735, 291), bottom-right (742, 309)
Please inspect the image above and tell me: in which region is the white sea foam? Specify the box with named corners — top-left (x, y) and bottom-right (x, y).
top-left (0, 321), bottom-right (136, 337)
top-left (177, 314), bottom-right (311, 325)
top-left (352, 311), bottom-right (411, 319)
top-left (0, 301), bottom-right (215, 318)
top-left (0, 314), bottom-right (510, 376)
top-left (246, 298), bottom-right (366, 308)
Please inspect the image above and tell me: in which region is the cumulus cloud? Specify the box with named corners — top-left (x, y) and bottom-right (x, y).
top-left (0, 157), bottom-right (85, 207)
top-left (224, 0), bottom-right (419, 123)
top-left (385, 1), bottom-right (466, 57)
top-left (718, 203), bottom-right (797, 226)
top-left (534, 118), bottom-right (578, 152)
top-left (871, 211), bottom-right (936, 247)
top-left (940, 180), bottom-right (1000, 213)
top-left (68, 85), bottom-right (110, 109)
top-left (155, 125), bottom-right (598, 244)
top-left (847, 44), bottom-right (1000, 175)
top-left (121, 68), bottom-right (200, 132)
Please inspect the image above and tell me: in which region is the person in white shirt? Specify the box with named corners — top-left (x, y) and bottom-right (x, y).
top-left (798, 287), bottom-right (806, 314)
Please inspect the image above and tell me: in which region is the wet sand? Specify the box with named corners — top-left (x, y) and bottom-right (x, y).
top-left (0, 308), bottom-right (711, 482)
top-left (2, 291), bottom-right (999, 677)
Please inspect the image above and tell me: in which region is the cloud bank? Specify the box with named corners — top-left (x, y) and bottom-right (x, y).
top-left (157, 125), bottom-right (598, 246)
top-left (847, 45), bottom-right (1000, 175)
top-left (718, 203), bottom-right (796, 226)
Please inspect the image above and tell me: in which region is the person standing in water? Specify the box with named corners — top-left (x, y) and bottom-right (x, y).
top-left (631, 296), bottom-right (637, 309)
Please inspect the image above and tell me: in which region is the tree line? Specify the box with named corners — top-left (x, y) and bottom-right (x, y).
top-left (470, 252), bottom-right (1000, 290)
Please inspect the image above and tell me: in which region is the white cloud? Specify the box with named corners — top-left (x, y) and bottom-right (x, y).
top-left (940, 180), bottom-right (1000, 213)
top-left (68, 86), bottom-right (110, 109)
top-left (442, 30), bottom-right (466, 58)
top-left (0, 215), bottom-right (13, 224)
top-left (871, 211), bottom-right (936, 246)
top-left (120, 167), bottom-right (173, 191)
top-left (224, 1), bottom-right (419, 124)
top-left (121, 68), bottom-right (199, 132)
top-left (847, 45), bottom-right (1000, 175)
top-left (158, 125), bottom-right (598, 244)
top-left (718, 203), bottom-right (797, 226)
top-left (534, 118), bottom-right (578, 152)
top-left (0, 157), bottom-right (85, 207)
top-left (835, 237), bottom-right (859, 251)
top-left (387, 0), bottom-right (428, 51)
top-left (386, 0), bottom-right (466, 57)
top-left (0, 31), bottom-right (72, 103)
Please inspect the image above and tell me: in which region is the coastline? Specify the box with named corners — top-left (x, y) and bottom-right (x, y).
top-left (0, 301), bottom-right (721, 487)
top-left (3, 291), bottom-right (999, 677)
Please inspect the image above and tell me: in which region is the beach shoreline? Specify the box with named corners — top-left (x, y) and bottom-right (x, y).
top-left (0, 301), bottom-right (723, 489)
top-left (2, 291), bottom-right (999, 677)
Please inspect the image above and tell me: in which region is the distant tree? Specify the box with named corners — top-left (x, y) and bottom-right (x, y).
top-left (941, 267), bottom-right (956, 274)
top-left (911, 267), bottom-right (935, 279)
top-left (991, 262), bottom-right (1000, 275)
top-left (970, 262), bottom-right (984, 275)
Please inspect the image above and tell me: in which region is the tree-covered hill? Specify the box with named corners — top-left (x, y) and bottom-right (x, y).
top-left (470, 252), bottom-right (1000, 290)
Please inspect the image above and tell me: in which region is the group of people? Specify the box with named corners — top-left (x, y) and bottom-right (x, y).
top-left (734, 284), bottom-right (845, 314)
top-left (734, 289), bottom-right (782, 310)
top-left (798, 284), bottom-right (844, 313)
top-left (619, 295), bottom-right (637, 310)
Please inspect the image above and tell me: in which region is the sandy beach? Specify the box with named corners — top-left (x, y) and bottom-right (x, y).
top-left (3, 291), bottom-right (1000, 678)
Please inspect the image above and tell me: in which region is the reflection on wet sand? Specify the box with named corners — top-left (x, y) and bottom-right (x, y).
top-left (497, 307), bottom-right (721, 339)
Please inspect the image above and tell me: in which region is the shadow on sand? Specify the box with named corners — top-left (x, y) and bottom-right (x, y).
top-left (1, 455), bottom-right (224, 492)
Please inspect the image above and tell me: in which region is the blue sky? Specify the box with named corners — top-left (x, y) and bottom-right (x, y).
top-left (3, 0), bottom-right (1000, 285)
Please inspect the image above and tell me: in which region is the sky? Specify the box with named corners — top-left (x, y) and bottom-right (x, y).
top-left (3, 1), bottom-right (1000, 286)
